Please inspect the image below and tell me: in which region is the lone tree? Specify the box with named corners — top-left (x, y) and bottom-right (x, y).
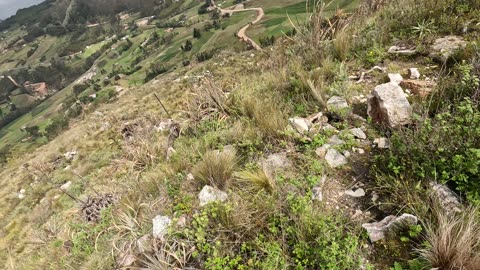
top-left (193, 28), bottom-right (201, 39)
top-left (181, 40), bottom-right (193, 52)
top-left (24, 125), bottom-right (40, 138)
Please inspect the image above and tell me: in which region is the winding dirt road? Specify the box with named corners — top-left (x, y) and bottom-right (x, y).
top-left (211, 1), bottom-right (264, 50)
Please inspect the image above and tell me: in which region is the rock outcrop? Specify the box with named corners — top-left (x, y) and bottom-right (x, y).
top-left (400, 79), bottom-right (436, 98)
top-left (199, 185), bottom-right (228, 206)
top-left (325, 148), bottom-right (348, 168)
top-left (327, 96), bottom-right (349, 112)
top-left (388, 73), bottom-right (403, 85)
top-left (430, 35), bottom-right (467, 62)
top-left (430, 182), bottom-right (462, 213)
top-left (362, 214), bottom-right (418, 242)
top-left (368, 82), bottom-right (412, 127)
top-left (152, 215), bottom-right (172, 239)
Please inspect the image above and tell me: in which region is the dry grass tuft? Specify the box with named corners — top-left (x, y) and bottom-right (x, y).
top-left (241, 94), bottom-right (287, 139)
top-left (187, 78), bottom-right (231, 123)
top-left (289, 1), bottom-right (351, 64)
top-left (419, 206), bottom-right (480, 270)
top-left (332, 28), bottom-right (350, 61)
top-left (234, 169), bottom-right (275, 194)
top-left (138, 238), bottom-right (194, 270)
top-left (192, 149), bottom-right (236, 190)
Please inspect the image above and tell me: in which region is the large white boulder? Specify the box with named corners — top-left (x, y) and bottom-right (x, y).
top-left (368, 82), bottom-right (412, 128)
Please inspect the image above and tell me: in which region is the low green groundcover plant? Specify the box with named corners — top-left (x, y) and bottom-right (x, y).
top-left (375, 98), bottom-right (480, 204)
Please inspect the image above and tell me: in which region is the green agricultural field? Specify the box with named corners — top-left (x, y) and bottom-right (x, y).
top-left (0, 0), bottom-right (321, 153)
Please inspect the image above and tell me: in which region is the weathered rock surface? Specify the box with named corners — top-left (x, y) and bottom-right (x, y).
top-left (289, 117), bottom-right (310, 134)
top-left (400, 79), bottom-right (436, 98)
top-left (388, 73), bottom-right (403, 85)
top-left (327, 135), bottom-right (345, 146)
top-left (408, 68), bottom-right (420, 79)
top-left (315, 144), bottom-right (331, 158)
top-left (327, 96), bottom-right (349, 111)
top-left (60, 181), bottom-right (72, 191)
top-left (312, 186), bottom-right (323, 201)
top-left (345, 188), bottom-right (366, 198)
top-left (152, 215), bottom-right (172, 238)
top-left (325, 149), bottom-right (348, 168)
top-left (387, 46), bottom-right (416, 56)
top-left (368, 82), bottom-right (412, 127)
top-left (374, 137), bottom-right (390, 149)
top-left (261, 152), bottom-right (292, 179)
top-left (362, 214), bottom-right (418, 242)
top-left (199, 185), bottom-right (228, 206)
top-left (349, 128), bottom-right (367, 140)
top-left (430, 182), bottom-right (462, 213)
top-left (430, 35), bottom-right (467, 62)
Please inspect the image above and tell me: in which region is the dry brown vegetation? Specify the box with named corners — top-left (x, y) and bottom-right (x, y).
top-left (192, 149), bottom-right (237, 190)
top-left (419, 207), bottom-right (480, 270)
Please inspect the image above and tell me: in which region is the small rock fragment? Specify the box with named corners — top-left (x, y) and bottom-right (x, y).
top-left (315, 144), bottom-right (332, 158)
top-left (199, 185), bottom-right (228, 206)
top-left (349, 128), bottom-right (367, 140)
top-left (60, 181), bottom-right (72, 191)
top-left (64, 151), bottom-right (77, 162)
top-left (289, 117), bottom-right (310, 134)
top-left (387, 46), bottom-right (416, 56)
top-left (345, 188), bottom-right (366, 197)
top-left (325, 149), bottom-right (348, 168)
top-left (367, 82), bottom-right (412, 127)
top-left (327, 96), bottom-right (349, 111)
top-left (186, 173), bottom-right (195, 181)
top-left (152, 216), bottom-right (172, 239)
top-left (312, 186), bottom-right (323, 201)
top-left (352, 209), bottom-right (363, 219)
top-left (408, 68), bottom-right (420, 79)
top-left (374, 138), bottom-right (390, 149)
top-left (388, 73), bottom-right (403, 85)
top-left (362, 214), bottom-right (418, 242)
top-left (430, 182), bottom-right (462, 213)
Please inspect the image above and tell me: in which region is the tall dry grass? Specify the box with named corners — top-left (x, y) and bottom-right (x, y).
top-left (192, 149), bottom-right (236, 190)
top-left (419, 206), bottom-right (480, 270)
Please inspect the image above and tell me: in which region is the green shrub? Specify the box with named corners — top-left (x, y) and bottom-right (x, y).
top-left (373, 98), bottom-right (480, 203)
top-left (44, 116), bottom-right (69, 138)
top-left (181, 194), bottom-right (366, 269)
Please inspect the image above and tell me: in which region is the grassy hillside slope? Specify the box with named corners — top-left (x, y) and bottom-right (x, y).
top-left (0, 0), bottom-right (479, 269)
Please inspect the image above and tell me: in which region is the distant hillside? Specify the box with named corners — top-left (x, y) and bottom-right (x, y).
top-left (0, 0), bottom-right (164, 32)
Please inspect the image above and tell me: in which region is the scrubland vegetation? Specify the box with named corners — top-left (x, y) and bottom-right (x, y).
top-left (0, 0), bottom-right (479, 269)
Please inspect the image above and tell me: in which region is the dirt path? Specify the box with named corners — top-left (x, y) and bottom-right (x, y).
top-left (211, 1), bottom-right (264, 50)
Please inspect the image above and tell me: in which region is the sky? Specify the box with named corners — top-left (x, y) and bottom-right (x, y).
top-left (0, 0), bottom-right (43, 19)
